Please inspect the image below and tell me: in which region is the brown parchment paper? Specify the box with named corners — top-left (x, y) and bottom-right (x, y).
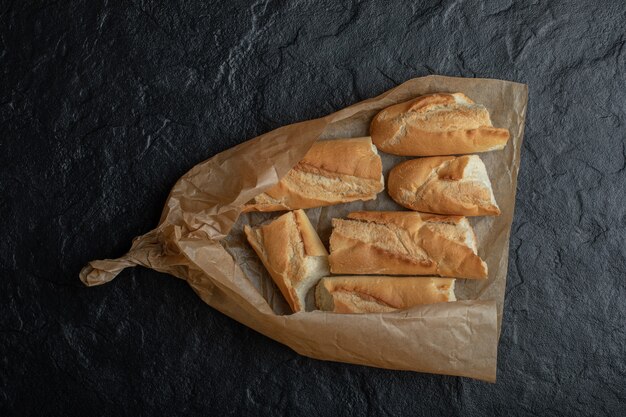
top-left (80, 75), bottom-right (528, 382)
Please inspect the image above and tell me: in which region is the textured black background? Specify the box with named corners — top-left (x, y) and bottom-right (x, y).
top-left (2, 0), bottom-right (626, 415)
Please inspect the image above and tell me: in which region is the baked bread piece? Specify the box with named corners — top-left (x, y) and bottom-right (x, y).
top-left (244, 210), bottom-right (329, 313)
top-left (370, 93), bottom-right (510, 156)
top-left (329, 211), bottom-right (487, 279)
top-left (244, 137), bottom-right (384, 212)
top-left (388, 155), bottom-right (500, 216)
top-left (316, 276), bottom-right (456, 313)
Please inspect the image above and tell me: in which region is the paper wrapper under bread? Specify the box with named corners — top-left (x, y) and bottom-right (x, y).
top-left (80, 75), bottom-right (528, 382)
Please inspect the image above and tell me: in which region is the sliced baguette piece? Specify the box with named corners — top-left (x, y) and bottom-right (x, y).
top-left (388, 155), bottom-right (500, 216)
top-left (244, 210), bottom-right (329, 313)
top-left (329, 211), bottom-right (487, 279)
top-left (316, 276), bottom-right (456, 314)
top-left (244, 137), bottom-right (384, 212)
top-left (370, 92), bottom-right (510, 156)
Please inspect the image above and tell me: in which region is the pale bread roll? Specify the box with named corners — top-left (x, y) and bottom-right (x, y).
top-left (244, 210), bottom-right (329, 313)
top-left (316, 276), bottom-right (456, 314)
top-left (388, 155), bottom-right (500, 216)
top-left (329, 211), bottom-right (487, 279)
top-left (370, 93), bottom-right (510, 156)
top-left (244, 137), bottom-right (384, 212)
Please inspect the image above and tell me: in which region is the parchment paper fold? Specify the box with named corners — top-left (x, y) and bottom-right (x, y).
top-left (80, 75), bottom-right (528, 382)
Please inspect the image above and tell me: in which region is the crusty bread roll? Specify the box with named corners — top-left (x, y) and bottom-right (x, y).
top-left (370, 93), bottom-right (510, 156)
top-left (244, 137), bottom-right (384, 212)
top-left (329, 211), bottom-right (487, 279)
top-left (388, 155), bottom-right (500, 216)
top-left (244, 210), bottom-right (329, 313)
top-left (316, 276), bottom-right (456, 314)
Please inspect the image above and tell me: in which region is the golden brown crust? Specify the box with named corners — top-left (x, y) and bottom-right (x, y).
top-left (329, 211), bottom-right (487, 279)
top-left (387, 155), bottom-right (501, 216)
top-left (315, 276), bottom-right (456, 313)
top-left (298, 137), bottom-right (382, 180)
top-left (293, 209), bottom-right (328, 256)
top-left (370, 93), bottom-right (510, 156)
top-left (244, 210), bottom-right (329, 312)
top-left (244, 137), bottom-right (384, 212)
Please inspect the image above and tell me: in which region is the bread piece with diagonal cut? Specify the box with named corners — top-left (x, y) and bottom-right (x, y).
top-left (328, 211), bottom-right (487, 279)
top-left (370, 93), bottom-right (509, 156)
top-left (388, 155), bottom-right (500, 216)
top-left (244, 210), bottom-right (329, 312)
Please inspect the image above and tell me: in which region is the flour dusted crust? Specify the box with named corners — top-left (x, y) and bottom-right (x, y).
top-left (244, 210), bottom-right (329, 312)
top-left (370, 93), bottom-right (509, 156)
top-left (328, 211), bottom-right (488, 279)
top-left (388, 155), bottom-right (500, 216)
top-left (244, 137), bottom-right (384, 212)
top-left (316, 276), bottom-right (456, 313)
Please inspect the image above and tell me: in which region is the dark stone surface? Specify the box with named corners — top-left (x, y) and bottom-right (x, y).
top-left (1, 0), bottom-right (625, 415)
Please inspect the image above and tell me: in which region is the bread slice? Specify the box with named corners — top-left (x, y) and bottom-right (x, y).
top-left (388, 155), bottom-right (500, 216)
top-left (329, 211), bottom-right (487, 279)
top-left (316, 276), bottom-right (456, 314)
top-left (244, 137), bottom-right (384, 212)
top-left (244, 210), bottom-right (329, 313)
top-left (370, 92), bottom-right (510, 156)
